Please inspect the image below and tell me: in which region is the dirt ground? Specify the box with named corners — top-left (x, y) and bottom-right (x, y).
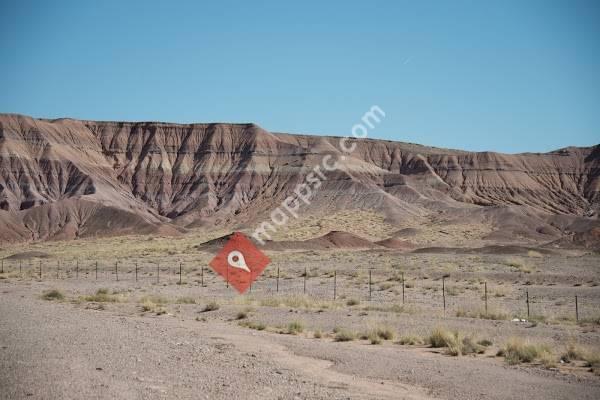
top-left (1, 244), bottom-right (600, 399)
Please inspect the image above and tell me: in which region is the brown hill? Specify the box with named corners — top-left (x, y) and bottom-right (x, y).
top-left (1, 113), bottom-right (598, 245)
top-left (197, 231), bottom-right (376, 252)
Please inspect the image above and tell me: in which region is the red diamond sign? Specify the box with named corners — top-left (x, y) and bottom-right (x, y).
top-left (208, 232), bottom-right (270, 293)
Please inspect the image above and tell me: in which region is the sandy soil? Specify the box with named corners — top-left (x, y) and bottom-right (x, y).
top-left (1, 249), bottom-right (600, 400)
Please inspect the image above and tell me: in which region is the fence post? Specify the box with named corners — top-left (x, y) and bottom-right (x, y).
top-left (402, 272), bottom-right (405, 304)
top-left (115, 261), bottom-right (119, 281)
top-left (135, 262), bottom-right (138, 282)
top-left (442, 276), bottom-right (446, 316)
top-left (95, 261), bottom-right (98, 280)
top-left (20, 260), bottom-right (22, 275)
top-left (276, 267), bottom-right (279, 292)
top-left (333, 270), bottom-right (337, 300)
top-left (526, 290), bottom-right (530, 319)
top-left (575, 295), bottom-right (579, 322)
top-left (303, 267), bottom-right (307, 294)
top-left (39, 260), bottom-right (42, 279)
top-left (179, 263), bottom-right (182, 285)
top-left (484, 281), bottom-right (488, 316)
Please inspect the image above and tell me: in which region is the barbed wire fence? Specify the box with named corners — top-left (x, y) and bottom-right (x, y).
top-left (1, 258), bottom-right (599, 322)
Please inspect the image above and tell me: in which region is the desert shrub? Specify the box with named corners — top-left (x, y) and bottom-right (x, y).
top-left (334, 329), bottom-right (356, 342)
top-left (561, 343), bottom-right (600, 374)
top-left (427, 327), bottom-right (485, 356)
top-left (527, 250), bottom-right (543, 258)
top-left (427, 327), bottom-right (455, 348)
top-left (313, 330), bottom-right (322, 339)
top-left (239, 320), bottom-right (266, 330)
top-left (376, 326), bottom-right (395, 341)
top-left (497, 338), bottom-right (552, 365)
top-left (460, 336), bottom-right (486, 355)
top-left (286, 321), bottom-right (304, 335)
top-left (235, 311), bottom-right (248, 320)
top-left (140, 295), bottom-right (168, 304)
top-left (202, 301), bottom-right (220, 312)
top-left (175, 296), bottom-right (196, 304)
top-left (397, 335), bottom-right (424, 345)
top-left (505, 258), bottom-right (532, 273)
top-left (585, 353), bottom-right (600, 376)
top-left (42, 289), bottom-right (64, 301)
top-left (83, 289), bottom-right (120, 302)
top-left (346, 298), bottom-right (360, 306)
top-left (141, 299), bottom-right (166, 315)
top-left (368, 332), bottom-right (382, 345)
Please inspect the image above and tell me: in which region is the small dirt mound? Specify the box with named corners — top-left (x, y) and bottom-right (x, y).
top-left (391, 228), bottom-right (419, 237)
top-left (263, 231), bottom-right (378, 251)
top-left (4, 251), bottom-right (50, 260)
top-left (412, 245), bottom-right (555, 255)
top-left (375, 238), bottom-right (415, 250)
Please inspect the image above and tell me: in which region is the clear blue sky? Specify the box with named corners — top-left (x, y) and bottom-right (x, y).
top-left (1, 0), bottom-right (598, 153)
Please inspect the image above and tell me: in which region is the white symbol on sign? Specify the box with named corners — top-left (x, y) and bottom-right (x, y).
top-left (227, 250), bottom-right (251, 273)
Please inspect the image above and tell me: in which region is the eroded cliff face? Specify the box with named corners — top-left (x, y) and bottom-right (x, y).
top-left (0, 113), bottom-right (598, 243)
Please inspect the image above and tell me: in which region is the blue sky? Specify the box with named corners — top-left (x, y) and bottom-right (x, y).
top-left (0, 0), bottom-right (598, 153)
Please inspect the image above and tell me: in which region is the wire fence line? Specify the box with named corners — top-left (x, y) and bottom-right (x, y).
top-left (1, 258), bottom-right (599, 322)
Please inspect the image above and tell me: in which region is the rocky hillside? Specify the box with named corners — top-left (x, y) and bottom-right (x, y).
top-left (0, 113), bottom-right (598, 244)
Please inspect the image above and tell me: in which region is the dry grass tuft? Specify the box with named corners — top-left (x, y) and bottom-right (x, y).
top-left (397, 334), bottom-right (424, 346)
top-left (427, 327), bottom-right (486, 356)
top-left (42, 289), bottom-right (65, 301)
top-left (334, 328), bottom-right (356, 342)
top-left (286, 321), bottom-right (304, 335)
top-left (497, 337), bottom-right (553, 366)
top-left (202, 301), bottom-right (220, 312)
top-left (82, 288), bottom-right (121, 302)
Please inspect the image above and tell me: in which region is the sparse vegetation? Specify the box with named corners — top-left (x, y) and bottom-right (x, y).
top-left (202, 301), bottom-right (220, 312)
top-left (397, 334), bottom-right (424, 345)
top-left (286, 321), bottom-right (304, 335)
top-left (427, 327), bottom-right (486, 356)
top-left (175, 296), bottom-right (196, 304)
top-left (334, 328), bottom-right (356, 342)
top-left (505, 258), bottom-right (532, 273)
top-left (42, 289), bottom-right (65, 301)
top-left (497, 338), bottom-right (553, 366)
top-left (82, 288), bottom-right (121, 302)
top-left (239, 320), bottom-right (266, 331)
